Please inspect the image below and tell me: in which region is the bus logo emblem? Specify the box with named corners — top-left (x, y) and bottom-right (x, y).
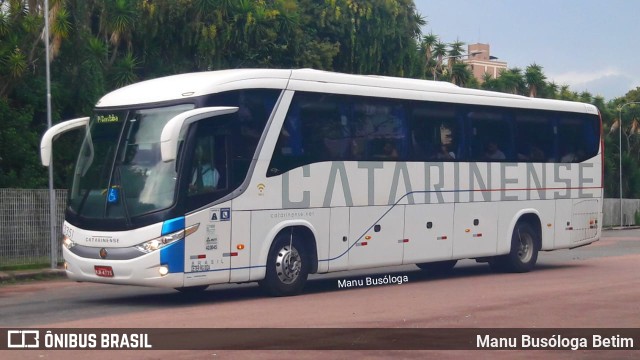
top-left (99, 248), bottom-right (108, 259)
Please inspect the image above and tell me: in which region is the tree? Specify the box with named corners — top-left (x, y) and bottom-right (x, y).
top-left (450, 62), bottom-right (472, 87)
top-left (432, 41), bottom-right (447, 80)
top-left (524, 63), bottom-right (546, 98)
top-left (446, 39), bottom-right (465, 73)
top-left (498, 67), bottom-right (525, 95)
top-left (420, 32), bottom-right (437, 79)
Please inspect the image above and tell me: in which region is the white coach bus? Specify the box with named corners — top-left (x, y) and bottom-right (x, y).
top-left (41, 69), bottom-right (603, 296)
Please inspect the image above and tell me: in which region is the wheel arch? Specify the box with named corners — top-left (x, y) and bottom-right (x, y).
top-left (517, 213), bottom-right (542, 248)
top-left (500, 209), bottom-right (543, 254)
top-left (258, 220), bottom-right (319, 276)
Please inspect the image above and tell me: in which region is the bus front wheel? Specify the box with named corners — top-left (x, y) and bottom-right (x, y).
top-left (490, 222), bottom-right (539, 273)
top-left (259, 234), bottom-right (309, 296)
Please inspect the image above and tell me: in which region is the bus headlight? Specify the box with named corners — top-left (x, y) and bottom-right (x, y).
top-left (135, 223), bottom-right (199, 253)
top-left (63, 236), bottom-right (76, 249)
top-left (136, 229), bottom-right (184, 253)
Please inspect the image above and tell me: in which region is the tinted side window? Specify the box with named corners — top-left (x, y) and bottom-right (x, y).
top-left (408, 103), bottom-right (460, 161)
top-left (268, 92), bottom-right (600, 175)
top-left (268, 93), bottom-right (409, 176)
top-left (556, 114), bottom-right (600, 162)
top-left (515, 112), bottom-right (554, 162)
top-left (352, 99), bottom-right (407, 161)
top-left (467, 108), bottom-right (512, 161)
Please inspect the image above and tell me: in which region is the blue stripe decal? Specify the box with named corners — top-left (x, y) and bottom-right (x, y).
top-left (162, 216), bottom-right (185, 235)
top-left (160, 239), bottom-right (185, 273)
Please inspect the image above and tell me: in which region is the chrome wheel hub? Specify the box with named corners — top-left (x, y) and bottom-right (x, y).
top-left (517, 232), bottom-right (533, 263)
top-left (275, 245), bottom-right (301, 284)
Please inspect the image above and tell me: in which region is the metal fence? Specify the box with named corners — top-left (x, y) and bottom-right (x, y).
top-left (603, 198), bottom-right (640, 227)
top-left (0, 189), bottom-right (67, 268)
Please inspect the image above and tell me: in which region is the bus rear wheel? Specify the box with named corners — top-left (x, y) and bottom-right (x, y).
top-left (259, 234), bottom-right (309, 296)
top-left (416, 260), bottom-right (457, 274)
top-left (490, 222), bottom-right (539, 273)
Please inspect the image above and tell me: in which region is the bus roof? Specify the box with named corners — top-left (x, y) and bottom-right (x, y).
top-left (95, 68), bottom-right (599, 115)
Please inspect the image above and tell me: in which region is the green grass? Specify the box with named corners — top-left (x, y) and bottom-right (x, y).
top-left (0, 257), bottom-right (64, 271)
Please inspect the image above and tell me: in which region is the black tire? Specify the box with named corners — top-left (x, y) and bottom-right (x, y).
top-left (416, 260), bottom-right (458, 274)
top-left (490, 222), bottom-right (539, 273)
top-left (259, 234), bottom-right (310, 297)
top-left (175, 285), bottom-right (208, 293)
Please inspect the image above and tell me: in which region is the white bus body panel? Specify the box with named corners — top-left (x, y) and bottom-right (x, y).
top-left (230, 210), bottom-right (252, 283)
top-left (347, 205), bottom-right (405, 270)
top-left (402, 203), bottom-right (454, 264)
top-left (62, 220), bottom-right (184, 288)
top-left (248, 208), bottom-right (329, 282)
top-left (327, 207), bottom-right (350, 272)
top-left (63, 247), bottom-right (184, 288)
top-left (452, 202), bottom-right (498, 258)
top-left (183, 203), bottom-right (232, 287)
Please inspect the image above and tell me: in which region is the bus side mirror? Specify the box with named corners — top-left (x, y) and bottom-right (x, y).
top-left (160, 106), bottom-right (238, 162)
top-left (40, 117), bottom-right (90, 167)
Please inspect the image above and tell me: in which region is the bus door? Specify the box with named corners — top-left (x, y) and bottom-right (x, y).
top-left (183, 128), bottom-right (233, 286)
top-left (158, 107), bottom-right (240, 287)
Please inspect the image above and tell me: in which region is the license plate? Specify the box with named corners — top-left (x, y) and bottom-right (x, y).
top-left (94, 265), bottom-right (114, 278)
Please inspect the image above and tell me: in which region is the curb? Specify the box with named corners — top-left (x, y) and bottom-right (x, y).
top-left (604, 226), bottom-right (640, 231)
top-left (0, 268), bottom-right (66, 282)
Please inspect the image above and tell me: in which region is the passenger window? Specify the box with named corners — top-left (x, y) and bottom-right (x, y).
top-left (468, 109), bottom-right (511, 161)
top-left (269, 93), bottom-right (343, 175)
top-left (352, 100), bottom-right (407, 160)
top-left (557, 115), bottom-right (598, 163)
top-left (268, 93), bottom-right (409, 176)
top-left (515, 113), bottom-right (553, 163)
top-left (409, 104), bottom-right (459, 161)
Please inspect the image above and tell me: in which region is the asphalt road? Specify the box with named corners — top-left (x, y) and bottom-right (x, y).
top-left (1, 229), bottom-right (639, 359)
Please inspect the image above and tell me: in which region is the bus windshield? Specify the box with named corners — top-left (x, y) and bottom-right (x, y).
top-left (69, 104), bottom-right (195, 220)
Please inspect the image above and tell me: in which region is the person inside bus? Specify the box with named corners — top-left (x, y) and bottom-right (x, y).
top-left (483, 141), bottom-right (506, 160)
top-left (189, 144), bottom-right (220, 194)
top-left (373, 139), bottom-right (399, 160)
top-left (433, 122), bottom-right (456, 160)
top-left (518, 145), bottom-right (546, 162)
top-left (560, 143), bottom-right (584, 163)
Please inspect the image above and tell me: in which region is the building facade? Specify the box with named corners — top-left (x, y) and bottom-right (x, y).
top-left (463, 43), bottom-right (507, 82)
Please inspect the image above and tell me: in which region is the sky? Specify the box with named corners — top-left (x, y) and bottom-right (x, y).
top-left (414, 0), bottom-right (640, 100)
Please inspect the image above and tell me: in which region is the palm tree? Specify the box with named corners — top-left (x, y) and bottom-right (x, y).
top-left (579, 91), bottom-right (593, 104)
top-left (558, 85), bottom-right (576, 100)
top-left (100, 0), bottom-right (138, 66)
top-left (545, 81), bottom-right (559, 99)
top-left (524, 63), bottom-right (546, 98)
top-left (447, 39), bottom-right (465, 72)
top-left (481, 72), bottom-right (500, 91)
top-left (450, 62), bottom-right (472, 87)
top-left (421, 33), bottom-right (438, 79)
top-left (432, 41), bottom-right (447, 80)
top-left (498, 67), bottom-right (525, 95)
